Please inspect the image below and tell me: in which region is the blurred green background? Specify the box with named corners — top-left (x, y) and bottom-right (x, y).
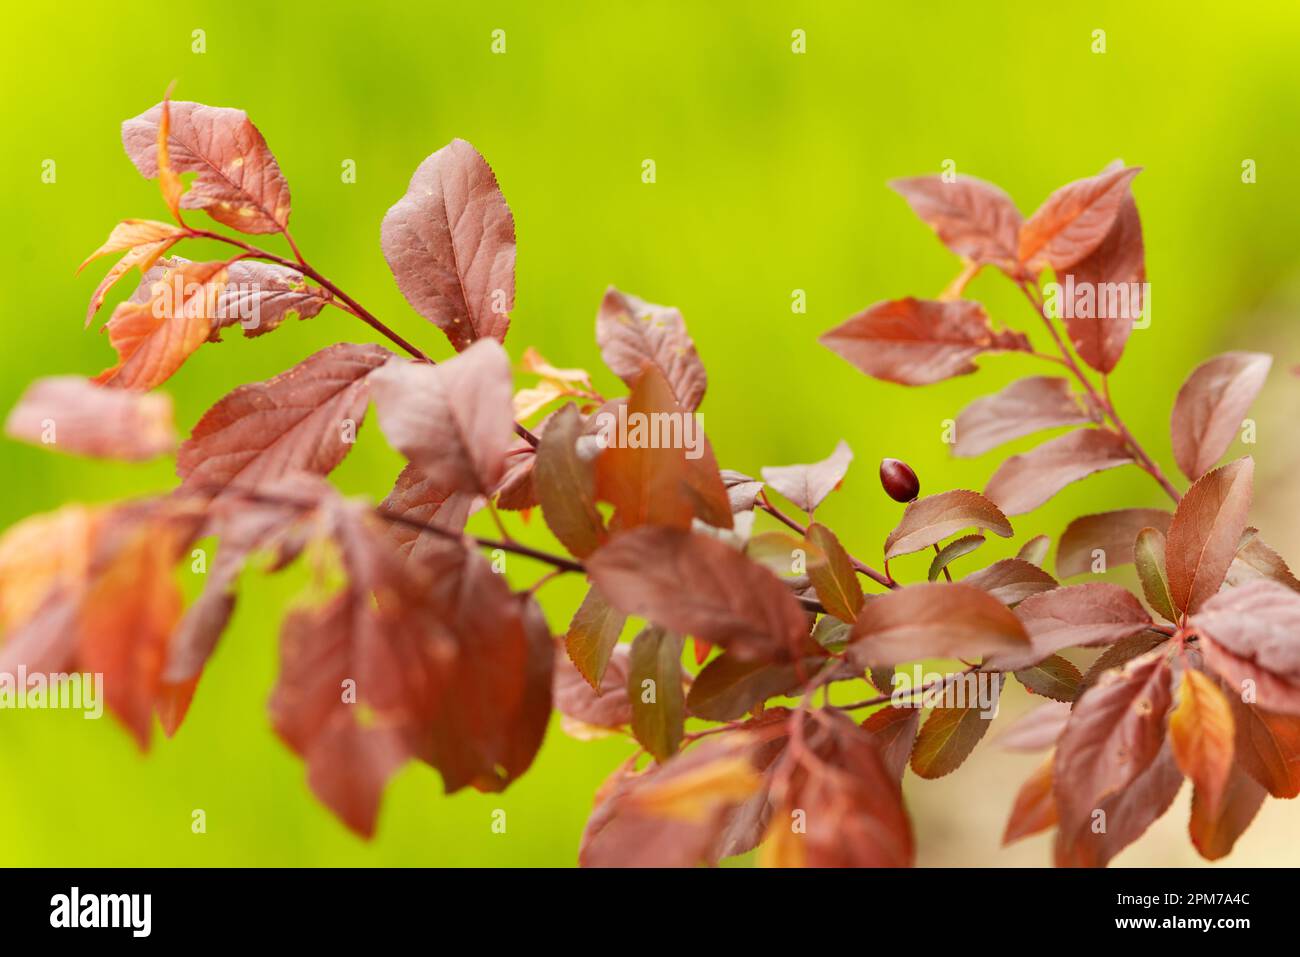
top-left (3, 1), bottom-right (1300, 866)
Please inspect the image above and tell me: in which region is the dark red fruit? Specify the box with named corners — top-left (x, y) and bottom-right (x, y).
top-left (879, 458), bottom-right (920, 503)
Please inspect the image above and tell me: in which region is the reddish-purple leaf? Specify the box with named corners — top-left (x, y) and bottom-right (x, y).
top-left (370, 340), bottom-right (515, 496)
top-left (179, 343), bottom-right (390, 497)
top-left (596, 287), bottom-right (706, 411)
top-left (1018, 166), bottom-right (1141, 272)
top-left (687, 653), bottom-right (812, 721)
top-left (1080, 633), bottom-right (1170, 696)
top-left (1055, 162), bottom-right (1145, 374)
top-left (6, 377), bottom-right (176, 461)
top-left (378, 463), bottom-right (477, 566)
top-left (1055, 743), bottom-right (1183, 867)
top-left (775, 710), bottom-right (914, 867)
top-left (862, 706), bottom-right (921, 781)
top-left (820, 298), bottom-right (1030, 386)
top-left (1199, 637), bottom-right (1300, 717)
top-left (1229, 698), bottom-right (1300, 799)
top-left (987, 583), bottom-right (1153, 672)
top-left (1166, 457), bottom-right (1254, 614)
top-left (271, 499), bottom-right (551, 834)
top-left (884, 489), bottom-right (1012, 559)
top-left (1003, 756), bottom-right (1057, 845)
top-left (494, 438), bottom-right (539, 511)
top-left (122, 100), bottom-right (291, 234)
top-left (1170, 352), bottom-right (1271, 481)
top-left (580, 734), bottom-right (767, 868)
top-left (849, 582), bottom-right (1030, 667)
top-left (554, 645), bottom-right (632, 729)
top-left (1056, 508), bottom-right (1172, 579)
top-left (209, 259), bottom-right (331, 339)
top-left (994, 700), bottom-right (1072, 752)
top-left (1193, 580), bottom-right (1300, 685)
top-left (1053, 649), bottom-right (1173, 842)
top-left (760, 440), bottom-right (853, 515)
top-left (1189, 762), bottom-right (1266, 861)
top-left (963, 558), bottom-right (1058, 606)
top-left (136, 257), bottom-right (331, 341)
top-left (380, 140), bottom-right (515, 351)
top-left (1229, 532), bottom-right (1300, 592)
top-left (953, 377), bottom-right (1091, 458)
top-left (889, 174), bottom-right (1022, 270)
top-left (984, 428), bottom-right (1134, 516)
top-left (586, 527), bottom-right (809, 662)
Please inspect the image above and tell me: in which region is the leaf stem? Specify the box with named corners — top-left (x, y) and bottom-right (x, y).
top-left (187, 228), bottom-right (540, 448)
top-left (835, 664), bottom-right (979, 712)
top-left (757, 494), bottom-right (896, 589)
top-left (1015, 279), bottom-right (1180, 504)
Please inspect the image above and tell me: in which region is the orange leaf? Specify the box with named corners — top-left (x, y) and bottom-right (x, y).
top-left (1003, 755), bottom-right (1058, 844)
top-left (78, 220), bottom-right (186, 273)
top-left (94, 260), bottom-right (227, 391)
top-left (158, 87), bottom-right (187, 222)
top-left (77, 525), bottom-right (184, 748)
top-left (1169, 668), bottom-right (1235, 816)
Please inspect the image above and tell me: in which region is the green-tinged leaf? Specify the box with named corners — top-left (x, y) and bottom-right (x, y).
top-left (1134, 527), bottom-right (1177, 622)
top-left (534, 404), bottom-right (606, 558)
top-left (627, 627), bottom-right (685, 762)
top-left (928, 534), bottom-right (985, 581)
top-left (811, 615), bottom-right (852, 651)
top-left (805, 523), bottom-right (864, 620)
top-left (1016, 534), bottom-right (1051, 567)
top-left (910, 678), bottom-right (1003, 779)
top-left (1014, 654), bottom-right (1083, 702)
top-left (687, 654), bottom-right (812, 721)
top-left (746, 530), bottom-right (824, 581)
top-left (565, 586), bottom-right (627, 689)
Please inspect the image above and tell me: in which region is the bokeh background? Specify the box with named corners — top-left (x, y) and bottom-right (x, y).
top-left (2, 0), bottom-right (1300, 866)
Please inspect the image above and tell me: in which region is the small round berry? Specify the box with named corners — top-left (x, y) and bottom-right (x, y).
top-left (879, 458), bottom-right (920, 503)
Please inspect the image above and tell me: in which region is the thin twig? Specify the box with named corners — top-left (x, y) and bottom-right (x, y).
top-left (1015, 279), bottom-right (1180, 503)
top-left (187, 228), bottom-right (541, 448)
top-left (757, 494), bottom-right (896, 589)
